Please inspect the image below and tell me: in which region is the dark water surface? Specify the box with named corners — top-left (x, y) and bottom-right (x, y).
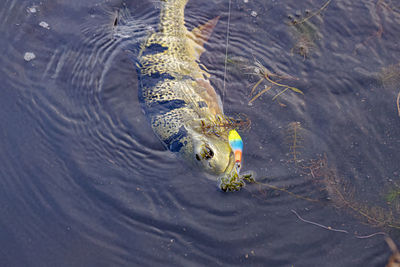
top-left (1, 0), bottom-right (400, 266)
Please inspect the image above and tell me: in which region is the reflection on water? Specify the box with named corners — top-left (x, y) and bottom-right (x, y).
top-left (1, 0), bottom-right (400, 266)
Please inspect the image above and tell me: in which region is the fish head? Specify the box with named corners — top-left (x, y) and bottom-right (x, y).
top-left (193, 134), bottom-right (236, 175)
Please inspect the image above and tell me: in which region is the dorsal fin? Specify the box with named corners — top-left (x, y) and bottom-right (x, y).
top-left (192, 16), bottom-right (220, 47)
top-left (187, 16), bottom-right (220, 60)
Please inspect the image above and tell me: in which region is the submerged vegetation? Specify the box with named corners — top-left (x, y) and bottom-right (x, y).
top-left (230, 0), bottom-right (400, 244)
top-left (385, 180), bottom-right (400, 218)
top-left (300, 155), bottom-right (400, 230)
top-left (291, 35), bottom-right (316, 61)
top-left (286, 122), bottom-right (304, 165)
top-left (197, 113), bottom-right (251, 137)
top-left (248, 120), bottom-right (400, 231)
top-left (287, 0), bottom-right (332, 60)
top-left (287, 0), bottom-right (332, 27)
top-left (380, 62), bottom-right (400, 89)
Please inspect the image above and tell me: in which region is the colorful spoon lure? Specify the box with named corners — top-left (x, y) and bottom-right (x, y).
top-left (228, 129), bottom-right (243, 173)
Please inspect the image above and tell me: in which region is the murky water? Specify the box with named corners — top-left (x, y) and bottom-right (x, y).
top-left (1, 0), bottom-right (400, 266)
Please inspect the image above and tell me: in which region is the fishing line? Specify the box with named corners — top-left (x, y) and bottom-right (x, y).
top-left (222, 0), bottom-right (232, 104)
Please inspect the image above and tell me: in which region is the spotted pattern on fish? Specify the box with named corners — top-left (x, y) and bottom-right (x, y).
top-left (137, 0), bottom-right (230, 164)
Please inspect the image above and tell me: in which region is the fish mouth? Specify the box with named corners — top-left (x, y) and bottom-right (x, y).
top-left (222, 152), bottom-right (236, 175)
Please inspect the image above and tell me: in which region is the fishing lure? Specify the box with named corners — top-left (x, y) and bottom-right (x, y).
top-left (228, 129), bottom-right (243, 173)
top-left (219, 129), bottom-right (254, 192)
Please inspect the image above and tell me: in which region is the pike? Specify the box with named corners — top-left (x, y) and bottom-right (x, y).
top-left (137, 0), bottom-right (249, 190)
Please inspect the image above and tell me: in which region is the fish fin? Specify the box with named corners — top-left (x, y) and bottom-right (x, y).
top-left (192, 16), bottom-right (220, 47)
top-left (187, 16), bottom-right (220, 60)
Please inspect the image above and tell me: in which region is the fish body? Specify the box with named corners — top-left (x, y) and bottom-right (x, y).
top-left (137, 0), bottom-right (236, 176)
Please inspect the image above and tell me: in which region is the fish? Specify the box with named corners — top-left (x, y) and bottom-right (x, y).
top-left (137, 0), bottom-right (248, 190)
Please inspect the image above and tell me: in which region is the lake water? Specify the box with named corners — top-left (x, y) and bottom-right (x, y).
top-left (1, 0), bottom-right (400, 266)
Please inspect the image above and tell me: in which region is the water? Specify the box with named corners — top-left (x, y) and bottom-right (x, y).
top-left (1, 0), bottom-right (399, 266)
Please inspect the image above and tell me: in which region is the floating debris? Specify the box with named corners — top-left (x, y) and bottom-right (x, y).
top-left (24, 52), bottom-right (36, 62)
top-left (39, 21), bottom-right (50, 30)
top-left (247, 58), bottom-right (303, 104)
top-left (27, 6), bottom-right (37, 13)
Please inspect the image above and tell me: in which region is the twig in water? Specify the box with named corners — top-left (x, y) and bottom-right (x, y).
top-left (264, 75), bottom-right (304, 96)
top-left (292, 209), bottom-right (390, 239)
top-left (250, 78), bottom-right (264, 96)
top-left (272, 87), bottom-right (290, 101)
top-left (354, 232), bottom-right (387, 239)
top-left (291, 209), bottom-right (349, 233)
top-left (249, 86), bottom-right (272, 104)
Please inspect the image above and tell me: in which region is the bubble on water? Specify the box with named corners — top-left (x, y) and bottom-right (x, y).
top-left (27, 6), bottom-right (38, 13)
top-left (39, 21), bottom-right (50, 29)
top-left (24, 52), bottom-right (36, 62)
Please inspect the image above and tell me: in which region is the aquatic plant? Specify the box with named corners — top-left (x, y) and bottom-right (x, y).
top-left (287, 0), bottom-right (333, 27)
top-left (219, 171), bottom-right (255, 192)
top-left (384, 180), bottom-right (400, 218)
top-left (386, 189), bottom-right (400, 203)
top-left (247, 58), bottom-right (303, 104)
top-left (286, 122), bottom-right (304, 164)
top-left (249, 153), bottom-right (400, 230)
top-left (198, 113), bottom-right (251, 137)
top-left (302, 155), bottom-right (400, 230)
top-left (291, 35), bottom-right (315, 61)
top-left (286, 0), bottom-right (331, 60)
top-left (380, 63), bottom-right (400, 89)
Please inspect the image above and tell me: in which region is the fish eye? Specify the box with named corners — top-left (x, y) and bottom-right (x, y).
top-left (204, 145), bottom-right (214, 160)
top-left (196, 145), bottom-right (214, 161)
